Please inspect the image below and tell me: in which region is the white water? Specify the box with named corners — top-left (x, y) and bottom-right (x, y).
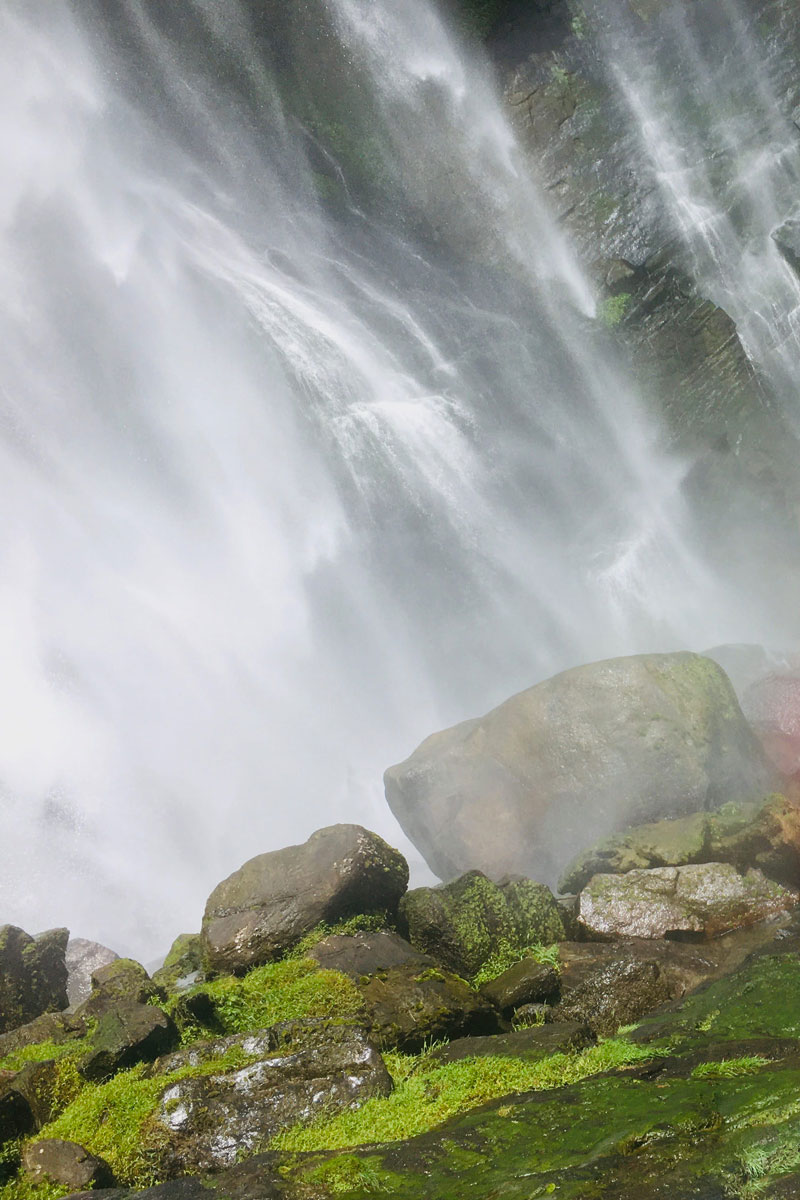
top-left (0, 0), bottom-right (794, 957)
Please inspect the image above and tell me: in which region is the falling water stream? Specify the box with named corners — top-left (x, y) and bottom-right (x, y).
top-left (1, 0), bottom-right (798, 956)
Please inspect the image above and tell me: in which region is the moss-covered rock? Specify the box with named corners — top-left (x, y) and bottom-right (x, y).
top-left (560, 793), bottom-right (800, 893)
top-left (77, 961), bottom-right (163, 1020)
top-left (201, 825), bottom-right (409, 976)
top-left (400, 871), bottom-right (566, 980)
top-left (357, 962), bottom-right (499, 1052)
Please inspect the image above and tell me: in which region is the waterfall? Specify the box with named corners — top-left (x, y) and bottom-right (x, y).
top-left (0, 0), bottom-right (793, 956)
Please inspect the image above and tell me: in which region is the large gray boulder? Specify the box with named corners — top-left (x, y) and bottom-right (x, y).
top-left (201, 825), bottom-right (409, 975)
top-left (0, 926), bottom-right (69, 1034)
top-left (577, 863), bottom-right (797, 941)
top-left (385, 653), bottom-right (777, 886)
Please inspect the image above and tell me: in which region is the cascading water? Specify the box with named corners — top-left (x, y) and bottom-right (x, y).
top-left (0, 0), bottom-right (796, 957)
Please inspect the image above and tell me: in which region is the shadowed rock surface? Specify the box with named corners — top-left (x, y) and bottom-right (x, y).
top-left (386, 654), bottom-right (776, 885)
top-left (201, 825), bottom-right (409, 975)
top-left (0, 926), bottom-right (69, 1035)
top-left (308, 931), bottom-right (432, 978)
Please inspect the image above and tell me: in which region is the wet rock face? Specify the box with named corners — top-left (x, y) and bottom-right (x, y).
top-left (65, 939), bottom-right (119, 1009)
top-left (578, 862), bottom-right (798, 941)
top-left (386, 653), bottom-right (775, 886)
top-left (201, 824), bottom-right (409, 975)
top-left (0, 926), bottom-right (69, 1034)
top-left (400, 871), bottom-right (567, 980)
top-left (560, 793), bottom-right (800, 893)
top-left (80, 1000), bottom-right (179, 1082)
top-left (426, 1022), bottom-right (594, 1065)
top-left (356, 962), bottom-right (499, 1052)
top-left (77, 958), bottom-right (163, 1018)
top-left (478, 957), bottom-right (560, 1013)
top-left (308, 930), bottom-right (432, 978)
top-left (21, 1139), bottom-right (115, 1191)
top-left (153, 1021), bottom-right (392, 1177)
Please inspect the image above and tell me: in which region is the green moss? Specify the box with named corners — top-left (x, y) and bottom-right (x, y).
top-left (0, 1178), bottom-right (63, 1200)
top-left (272, 1038), bottom-right (653, 1153)
top-left (691, 1056), bottom-right (772, 1080)
top-left (598, 292), bottom-right (632, 327)
top-left (0, 1042), bottom-right (76, 1073)
top-left (472, 943), bottom-right (560, 989)
top-left (301, 1154), bottom-right (402, 1195)
top-left (180, 957), bottom-right (364, 1040)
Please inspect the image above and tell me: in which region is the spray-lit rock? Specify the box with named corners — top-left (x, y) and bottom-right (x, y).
top-left (152, 934), bottom-right (204, 993)
top-left (742, 673), bottom-right (800, 777)
top-left (65, 939), bottom-right (119, 1009)
top-left (0, 926), bottom-right (69, 1035)
top-left (559, 793), bottom-right (800, 894)
top-left (201, 825), bottom-right (409, 976)
top-left (400, 871), bottom-right (567, 980)
top-left (578, 863), bottom-right (797, 941)
top-left (386, 653), bottom-right (776, 887)
top-left (152, 1020), bottom-right (392, 1177)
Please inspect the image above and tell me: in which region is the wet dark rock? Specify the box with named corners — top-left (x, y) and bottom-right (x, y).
top-left (65, 938), bottom-right (119, 1009)
top-left (577, 862), bottom-right (797, 941)
top-left (201, 824), bottom-right (409, 975)
top-left (386, 653), bottom-right (775, 886)
top-left (426, 1021), bottom-right (594, 1065)
top-left (400, 871), bottom-right (567, 979)
top-left (0, 1073), bottom-right (36, 1143)
top-left (308, 930), bottom-right (432, 978)
top-left (357, 962), bottom-right (499, 1052)
top-left (22, 1139), bottom-right (115, 1190)
top-left (0, 925), bottom-right (69, 1034)
top-left (153, 1020), bottom-right (391, 1176)
top-left (478, 957), bottom-right (560, 1013)
top-left (80, 1000), bottom-right (179, 1082)
top-left (772, 215), bottom-right (800, 275)
top-left (560, 793), bottom-right (800, 893)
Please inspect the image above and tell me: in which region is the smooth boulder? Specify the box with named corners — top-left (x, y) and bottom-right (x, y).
top-left (385, 653), bottom-right (776, 885)
top-left (578, 863), bottom-right (797, 941)
top-left (80, 1000), bottom-right (179, 1081)
top-left (22, 1140), bottom-right (114, 1190)
top-left (478, 957), bottom-right (559, 1013)
top-left (401, 871), bottom-right (567, 980)
top-left (0, 926), bottom-right (69, 1034)
top-left (201, 824), bottom-right (409, 975)
top-left (559, 793), bottom-right (800, 893)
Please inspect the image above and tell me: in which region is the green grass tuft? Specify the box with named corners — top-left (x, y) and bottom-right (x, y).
top-left (273, 1038), bottom-right (653, 1153)
top-left (598, 292), bottom-right (632, 327)
top-left (691, 1056), bottom-right (771, 1080)
top-left (472, 942), bottom-right (560, 989)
